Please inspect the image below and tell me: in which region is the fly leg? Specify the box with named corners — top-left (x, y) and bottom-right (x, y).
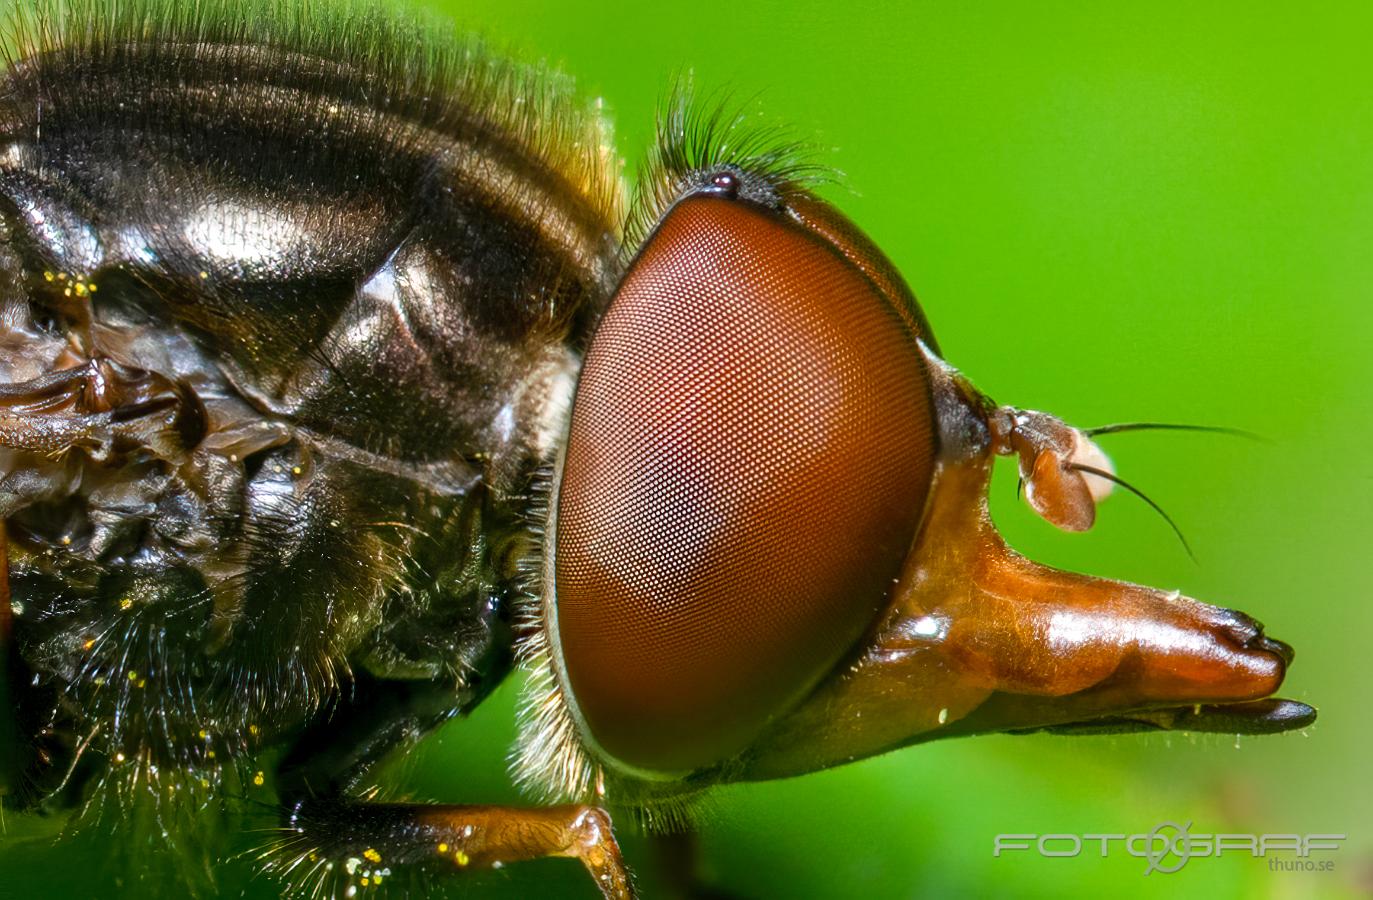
top-left (266, 672), bottom-right (635, 899)
top-left (278, 798), bottom-right (633, 899)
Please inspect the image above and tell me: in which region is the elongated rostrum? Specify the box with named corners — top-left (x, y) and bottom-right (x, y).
top-left (0, 2), bottom-right (1312, 897)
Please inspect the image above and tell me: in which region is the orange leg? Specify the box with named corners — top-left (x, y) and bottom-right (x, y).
top-left (265, 799), bottom-right (635, 898)
top-left (265, 675), bottom-right (636, 898)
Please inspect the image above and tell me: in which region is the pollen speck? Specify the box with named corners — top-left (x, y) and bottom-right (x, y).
top-left (43, 270), bottom-right (54, 281)
top-left (437, 843), bottom-right (448, 853)
top-left (119, 598), bottom-right (133, 611)
top-left (253, 771), bottom-right (265, 786)
top-left (363, 848), bottom-right (381, 864)
top-left (454, 850), bottom-right (469, 866)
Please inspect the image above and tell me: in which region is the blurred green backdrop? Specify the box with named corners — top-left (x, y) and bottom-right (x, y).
top-left (2, 1), bottom-right (1370, 898)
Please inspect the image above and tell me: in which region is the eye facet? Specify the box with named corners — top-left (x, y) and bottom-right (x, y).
top-left (550, 191), bottom-right (937, 774)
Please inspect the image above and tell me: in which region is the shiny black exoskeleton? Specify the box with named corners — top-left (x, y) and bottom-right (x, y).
top-left (0, 3), bottom-right (627, 893)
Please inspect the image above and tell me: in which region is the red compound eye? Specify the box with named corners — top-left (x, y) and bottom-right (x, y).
top-left (551, 193), bottom-right (937, 773)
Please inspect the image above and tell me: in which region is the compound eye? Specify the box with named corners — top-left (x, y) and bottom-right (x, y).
top-left (551, 191), bottom-right (937, 774)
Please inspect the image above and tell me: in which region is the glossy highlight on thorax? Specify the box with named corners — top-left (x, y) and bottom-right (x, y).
top-left (552, 193), bottom-right (937, 773)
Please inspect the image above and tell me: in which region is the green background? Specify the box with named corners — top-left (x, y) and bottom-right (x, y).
top-left (2, 1), bottom-right (1369, 898)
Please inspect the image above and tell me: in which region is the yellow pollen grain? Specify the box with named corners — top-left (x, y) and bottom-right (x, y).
top-left (199, 729), bottom-right (208, 739)
top-left (291, 466), bottom-right (302, 476)
top-left (363, 848), bottom-right (381, 864)
top-left (57, 272), bottom-right (67, 281)
top-left (437, 843), bottom-right (448, 853)
top-left (206, 750), bottom-right (216, 759)
top-left (74, 282), bottom-right (87, 296)
top-left (454, 850), bottom-right (469, 866)
top-left (120, 598), bottom-right (133, 611)
top-left (60, 535), bottom-right (72, 546)
top-left (360, 878), bottom-right (369, 887)
top-left (43, 270), bottom-right (54, 281)
top-left (63, 287), bottom-right (71, 297)
top-left (88, 282), bottom-right (97, 292)
top-left (128, 670), bottom-right (139, 681)
top-left (248, 724), bottom-right (261, 736)
top-left (253, 771), bottom-right (265, 786)
top-left (136, 679), bottom-right (146, 689)
top-left (114, 752), bottom-right (125, 763)
top-left (199, 271), bottom-right (209, 280)
top-left (83, 639), bottom-right (95, 651)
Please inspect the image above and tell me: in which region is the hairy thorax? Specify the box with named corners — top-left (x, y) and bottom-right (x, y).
top-left (0, 34), bottom-right (618, 798)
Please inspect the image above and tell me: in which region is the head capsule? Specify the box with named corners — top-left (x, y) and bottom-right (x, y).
top-left (543, 169), bottom-right (938, 776)
top-left (518, 113), bottom-right (1308, 810)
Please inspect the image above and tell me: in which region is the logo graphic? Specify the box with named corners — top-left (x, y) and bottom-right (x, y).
top-left (1142, 821), bottom-right (1192, 875)
top-left (993, 825), bottom-right (1345, 875)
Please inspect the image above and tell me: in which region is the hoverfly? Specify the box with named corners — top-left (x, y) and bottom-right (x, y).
top-left (0, 1), bottom-right (1313, 897)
